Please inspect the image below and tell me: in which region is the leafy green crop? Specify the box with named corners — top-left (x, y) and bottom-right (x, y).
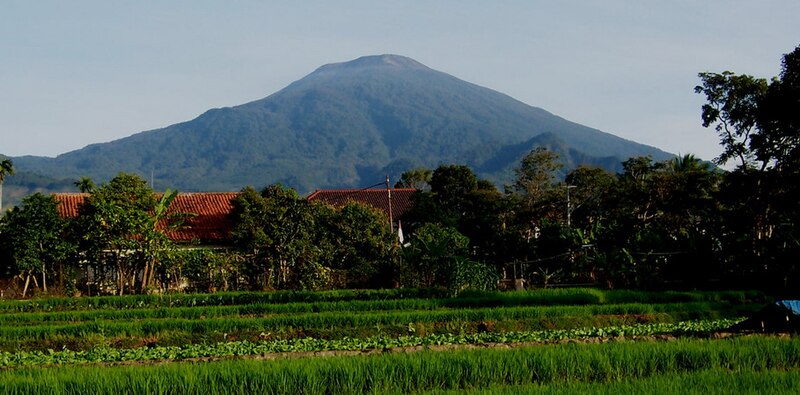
top-left (0, 336), bottom-right (797, 394)
top-left (0, 318), bottom-right (742, 368)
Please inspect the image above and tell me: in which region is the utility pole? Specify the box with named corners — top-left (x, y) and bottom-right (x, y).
top-left (565, 185), bottom-right (576, 228)
top-left (386, 175), bottom-right (393, 231)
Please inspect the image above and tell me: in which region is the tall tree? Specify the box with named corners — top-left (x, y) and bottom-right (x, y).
top-left (0, 193), bottom-right (72, 297)
top-left (74, 173), bottom-right (172, 295)
top-left (139, 189), bottom-right (181, 292)
top-left (394, 168), bottom-right (433, 190)
top-left (752, 45), bottom-right (800, 171)
top-left (695, 72), bottom-right (768, 170)
top-left (0, 159), bottom-right (13, 213)
top-left (429, 164), bottom-right (478, 214)
top-left (511, 147), bottom-right (563, 205)
top-left (404, 165), bottom-right (480, 229)
top-left (317, 202), bottom-right (397, 288)
top-left (74, 177), bottom-right (95, 193)
top-left (564, 165), bottom-right (616, 230)
top-left (231, 185), bottom-right (323, 290)
top-left (510, 147), bottom-right (565, 232)
top-left (697, 44), bottom-right (800, 289)
top-left (507, 147), bottom-right (564, 259)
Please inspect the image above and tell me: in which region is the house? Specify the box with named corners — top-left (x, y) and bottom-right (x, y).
top-left (51, 188), bottom-right (418, 293)
top-left (53, 188), bottom-right (418, 243)
top-left (53, 192), bottom-right (239, 245)
top-left (306, 188), bottom-right (417, 226)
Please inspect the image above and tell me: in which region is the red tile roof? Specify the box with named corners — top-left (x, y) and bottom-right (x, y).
top-left (54, 193), bottom-right (88, 220)
top-left (53, 192), bottom-right (239, 243)
top-left (53, 188), bottom-right (419, 243)
top-left (306, 188), bottom-right (417, 221)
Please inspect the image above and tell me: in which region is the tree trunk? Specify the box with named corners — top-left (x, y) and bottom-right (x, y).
top-left (130, 272), bottom-right (137, 295)
top-left (117, 262), bottom-right (125, 296)
top-left (38, 242), bottom-right (47, 293)
top-left (141, 262), bottom-right (150, 293)
top-left (22, 273), bottom-right (31, 298)
top-left (146, 259), bottom-right (157, 292)
top-left (42, 263), bottom-right (47, 293)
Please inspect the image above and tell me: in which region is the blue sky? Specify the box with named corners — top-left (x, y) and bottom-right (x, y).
top-left (2, 1), bottom-right (798, 163)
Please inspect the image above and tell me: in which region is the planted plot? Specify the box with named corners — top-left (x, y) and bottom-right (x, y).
top-left (0, 289), bottom-right (765, 353)
top-left (0, 319), bottom-right (742, 368)
top-left (0, 301), bottom-right (757, 352)
top-left (0, 288), bottom-right (786, 394)
top-left (431, 369), bottom-right (800, 394)
top-left (0, 336), bottom-right (797, 394)
top-left (0, 288), bottom-right (765, 313)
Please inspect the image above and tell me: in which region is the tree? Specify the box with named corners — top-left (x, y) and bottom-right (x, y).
top-left (429, 164), bottom-right (478, 212)
top-left (394, 167), bottom-right (433, 190)
top-left (317, 202), bottom-right (397, 288)
top-left (405, 165), bottom-right (481, 229)
top-left (564, 166), bottom-right (616, 230)
top-left (74, 177), bottom-right (95, 193)
top-left (510, 147), bottom-right (564, 222)
top-left (0, 193), bottom-right (72, 297)
top-left (401, 223), bottom-right (496, 293)
top-left (588, 154), bottom-right (724, 288)
top-left (0, 159), bottom-right (13, 213)
top-left (752, 45), bottom-right (800, 171)
top-left (231, 185), bottom-right (324, 290)
top-left (458, 186), bottom-right (514, 266)
top-left (139, 189), bottom-right (181, 292)
top-left (74, 173), bottom-right (173, 295)
top-left (506, 147), bottom-right (565, 263)
top-left (695, 72), bottom-right (767, 170)
top-left (697, 45), bottom-right (800, 289)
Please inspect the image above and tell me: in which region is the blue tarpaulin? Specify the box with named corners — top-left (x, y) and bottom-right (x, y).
top-left (775, 300), bottom-right (800, 316)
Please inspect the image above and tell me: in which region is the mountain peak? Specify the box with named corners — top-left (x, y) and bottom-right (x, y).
top-left (13, 54), bottom-right (672, 195)
top-left (313, 54), bottom-right (430, 74)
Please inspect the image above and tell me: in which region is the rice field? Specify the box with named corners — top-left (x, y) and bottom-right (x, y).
top-left (0, 288), bottom-right (795, 394)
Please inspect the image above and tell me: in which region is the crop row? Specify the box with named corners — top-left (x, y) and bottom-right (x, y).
top-left (0, 288), bottom-right (765, 313)
top-left (0, 335), bottom-right (795, 394)
top-left (0, 318), bottom-right (742, 368)
top-left (431, 369), bottom-right (800, 394)
top-left (0, 294), bottom-right (761, 327)
top-left (0, 302), bottom-right (753, 342)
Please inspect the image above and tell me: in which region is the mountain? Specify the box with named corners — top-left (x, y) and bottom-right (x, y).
top-left (12, 54), bottom-right (672, 194)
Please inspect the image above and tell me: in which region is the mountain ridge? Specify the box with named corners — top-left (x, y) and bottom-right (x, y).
top-left (11, 54), bottom-right (672, 194)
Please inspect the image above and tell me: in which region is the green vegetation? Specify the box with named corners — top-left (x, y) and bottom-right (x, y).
top-left (0, 318), bottom-right (742, 368)
top-left (431, 369), bottom-right (800, 394)
top-left (0, 288), bottom-right (764, 313)
top-left (0, 288), bottom-right (790, 393)
top-left (0, 288), bottom-right (763, 353)
top-left (0, 337), bottom-right (797, 394)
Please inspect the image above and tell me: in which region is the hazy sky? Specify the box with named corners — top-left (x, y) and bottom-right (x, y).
top-left (2, 1), bottom-right (799, 162)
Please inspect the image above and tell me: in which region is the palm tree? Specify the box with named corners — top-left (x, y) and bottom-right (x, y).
top-left (0, 159), bottom-right (14, 213)
top-left (668, 154), bottom-right (709, 174)
top-left (74, 176), bottom-right (95, 193)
